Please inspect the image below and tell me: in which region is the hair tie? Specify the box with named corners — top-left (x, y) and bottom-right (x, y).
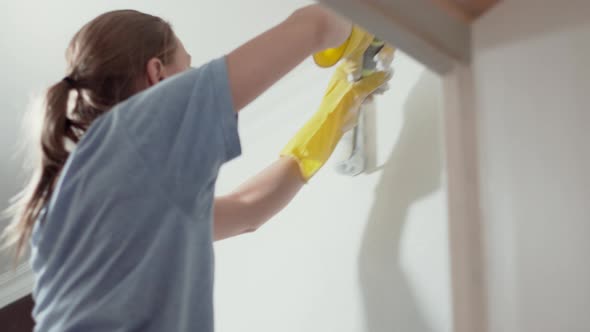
top-left (63, 76), bottom-right (75, 86)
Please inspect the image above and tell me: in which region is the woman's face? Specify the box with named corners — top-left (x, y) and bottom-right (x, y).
top-left (145, 37), bottom-right (192, 87)
top-left (165, 37), bottom-right (192, 75)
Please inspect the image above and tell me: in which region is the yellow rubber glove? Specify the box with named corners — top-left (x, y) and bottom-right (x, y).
top-left (281, 64), bottom-right (390, 181)
top-left (313, 25), bottom-right (374, 68)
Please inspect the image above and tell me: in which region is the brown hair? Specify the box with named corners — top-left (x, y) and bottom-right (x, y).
top-left (3, 10), bottom-right (177, 259)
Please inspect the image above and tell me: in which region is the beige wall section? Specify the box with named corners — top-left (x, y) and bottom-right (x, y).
top-left (317, 0), bottom-right (471, 74)
top-left (431, 0), bottom-right (498, 22)
top-left (465, 1), bottom-right (590, 331)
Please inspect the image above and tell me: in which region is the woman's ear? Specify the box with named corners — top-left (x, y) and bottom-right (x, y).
top-left (146, 58), bottom-right (165, 86)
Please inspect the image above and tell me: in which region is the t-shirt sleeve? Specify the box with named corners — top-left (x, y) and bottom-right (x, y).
top-left (114, 56), bottom-right (241, 210)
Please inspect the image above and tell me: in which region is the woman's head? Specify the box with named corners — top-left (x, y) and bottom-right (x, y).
top-left (4, 9), bottom-right (191, 259)
top-left (65, 9), bottom-right (191, 106)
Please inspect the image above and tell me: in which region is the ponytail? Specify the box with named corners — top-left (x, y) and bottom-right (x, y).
top-left (3, 79), bottom-right (75, 260)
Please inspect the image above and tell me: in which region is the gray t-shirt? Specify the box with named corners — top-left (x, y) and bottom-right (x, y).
top-left (30, 57), bottom-right (241, 332)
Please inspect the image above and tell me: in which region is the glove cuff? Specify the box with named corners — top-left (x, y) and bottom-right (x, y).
top-left (313, 26), bottom-right (374, 68)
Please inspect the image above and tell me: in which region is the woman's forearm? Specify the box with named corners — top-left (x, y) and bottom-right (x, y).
top-left (213, 157), bottom-right (303, 241)
top-left (226, 5), bottom-right (351, 111)
top-left (213, 5), bottom-right (352, 240)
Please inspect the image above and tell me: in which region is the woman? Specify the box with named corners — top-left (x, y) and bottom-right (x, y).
top-left (4, 5), bottom-right (389, 331)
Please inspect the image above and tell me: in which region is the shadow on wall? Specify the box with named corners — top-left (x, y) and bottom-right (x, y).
top-left (359, 71), bottom-right (443, 332)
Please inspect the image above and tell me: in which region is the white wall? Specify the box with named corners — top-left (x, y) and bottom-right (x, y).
top-left (214, 53), bottom-right (450, 332)
top-left (0, 2), bottom-right (451, 331)
top-left (471, 1), bottom-right (590, 331)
